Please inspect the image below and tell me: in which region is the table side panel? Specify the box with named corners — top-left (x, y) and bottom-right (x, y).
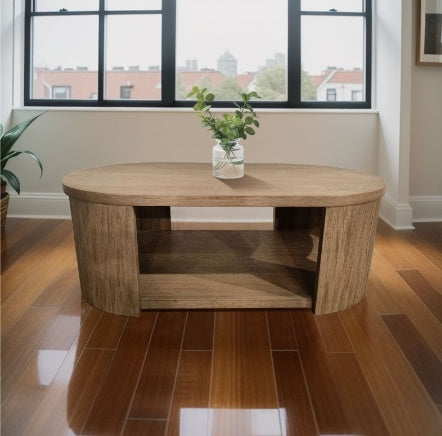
top-left (69, 198), bottom-right (140, 316)
top-left (314, 199), bottom-right (380, 314)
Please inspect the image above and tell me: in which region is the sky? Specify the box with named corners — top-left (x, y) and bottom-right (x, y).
top-left (33, 0), bottom-right (364, 76)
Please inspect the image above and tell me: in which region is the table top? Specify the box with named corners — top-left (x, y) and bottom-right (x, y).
top-left (62, 163), bottom-right (385, 207)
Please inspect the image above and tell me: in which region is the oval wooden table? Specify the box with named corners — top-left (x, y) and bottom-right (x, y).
top-left (63, 163), bottom-right (385, 316)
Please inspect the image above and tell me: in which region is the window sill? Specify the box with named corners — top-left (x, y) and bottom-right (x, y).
top-left (13, 106), bottom-right (379, 115)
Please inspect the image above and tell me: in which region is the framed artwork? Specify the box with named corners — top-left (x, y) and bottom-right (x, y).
top-left (417, 0), bottom-right (442, 65)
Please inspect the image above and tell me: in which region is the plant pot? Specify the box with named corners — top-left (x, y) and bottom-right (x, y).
top-left (1, 192), bottom-right (9, 228)
top-left (212, 139), bottom-right (244, 179)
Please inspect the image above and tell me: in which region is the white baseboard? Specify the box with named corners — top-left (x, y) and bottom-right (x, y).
top-left (379, 195), bottom-right (414, 230)
top-left (8, 192), bottom-right (71, 219)
top-left (409, 195), bottom-right (442, 222)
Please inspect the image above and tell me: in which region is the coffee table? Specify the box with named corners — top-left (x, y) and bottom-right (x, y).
top-left (62, 163), bottom-right (385, 316)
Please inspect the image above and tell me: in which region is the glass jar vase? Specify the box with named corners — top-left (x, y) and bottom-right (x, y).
top-left (212, 140), bottom-right (244, 179)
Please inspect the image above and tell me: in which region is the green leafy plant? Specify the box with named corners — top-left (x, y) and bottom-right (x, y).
top-left (1, 113), bottom-right (44, 195)
top-left (187, 86), bottom-right (261, 150)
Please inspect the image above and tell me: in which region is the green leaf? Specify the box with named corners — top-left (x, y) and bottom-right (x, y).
top-left (22, 150), bottom-right (44, 176)
top-left (245, 127), bottom-right (255, 135)
top-left (245, 116), bottom-right (253, 125)
top-left (1, 169), bottom-right (20, 194)
top-left (1, 113), bottom-right (44, 157)
top-left (205, 93), bottom-right (214, 103)
top-left (253, 120), bottom-right (260, 127)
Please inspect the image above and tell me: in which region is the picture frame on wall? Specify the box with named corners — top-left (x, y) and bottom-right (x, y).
top-left (417, 0), bottom-right (442, 64)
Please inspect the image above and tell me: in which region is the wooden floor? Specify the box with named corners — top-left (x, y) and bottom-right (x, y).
top-left (1, 218), bottom-right (441, 436)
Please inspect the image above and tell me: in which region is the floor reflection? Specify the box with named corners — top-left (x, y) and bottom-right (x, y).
top-left (179, 408), bottom-right (286, 436)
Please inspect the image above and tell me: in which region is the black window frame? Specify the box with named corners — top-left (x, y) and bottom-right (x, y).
top-left (24, 0), bottom-right (371, 109)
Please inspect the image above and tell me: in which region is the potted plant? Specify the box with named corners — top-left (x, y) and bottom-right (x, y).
top-left (1, 113), bottom-right (44, 228)
top-left (188, 86), bottom-right (260, 179)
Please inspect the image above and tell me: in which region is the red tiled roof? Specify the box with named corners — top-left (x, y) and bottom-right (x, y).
top-left (236, 73), bottom-right (256, 88)
top-left (177, 71), bottom-right (225, 88)
top-left (327, 71), bottom-right (363, 84)
top-left (308, 75), bottom-right (327, 87)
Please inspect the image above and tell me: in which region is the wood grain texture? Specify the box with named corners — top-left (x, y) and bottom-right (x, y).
top-left (274, 206), bottom-right (324, 235)
top-left (402, 224), bottom-right (442, 269)
top-left (382, 314), bottom-right (442, 405)
top-left (291, 310), bottom-right (352, 434)
top-left (398, 269), bottom-right (442, 322)
top-left (314, 199), bottom-right (380, 314)
top-left (182, 311), bottom-right (214, 350)
top-left (210, 310), bottom-right (278, 409)
top-left (82, 312), bottom-right (157, 435)
top-left (62, 348), bottom-right (114, 435)
top-left (272, 351), bottom-right (318, 435)
top-left (139, 229), bottom-right (315, 310)
top-left (1, 219), bottom-right (60, 272)
top-left (376, 220), bottom-right (442, 292)
top-left (1, 220), bottom-right (72, 303)
top-left (129, 311), bottom-right (187, 419)
top-left (5, 218), bottom-right (441, 436)
top-left (315, 312), bottom-right (353, 353)
top-left (69, 198), bottom-right (140, 316)
top-left (370, 250), bottom-right (442, 361)
top-left (267, 309), bottom-right (297, 350)
top-left (85, 312), bottom-right (127, 349)
top-left (123, 419), bottom-right (167, 436)
top-left (166, 351), bottom-right (212, 436)
top-left (135, 205), bottom-right (171, 231)
top-left (62, 163), bottom-right (385, 207)
top-left (339, 302), bottom-right (442, 435)
top-left (328, 352), bottom-right (390, 435)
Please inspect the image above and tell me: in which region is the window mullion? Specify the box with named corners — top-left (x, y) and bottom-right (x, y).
top-left (162, 0), bottom-right (176, 105)
top-left (365, 0), bottom-right (372, 106)
top-left (98, 0), bottom-right (105, 102)
top-left (288, 0), bottom-right (301, 105)
top-left (24, 0), bottom-right (32, 104)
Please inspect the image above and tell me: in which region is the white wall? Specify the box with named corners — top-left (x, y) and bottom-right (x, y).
top-left (409, 0), bottom-right (442, 221)
top-left (1, 0), bottom-right (14, 126)
top-left (8, 108), bottom-right (378, 220)
top-left (375, 0), bottom-right (414, 228)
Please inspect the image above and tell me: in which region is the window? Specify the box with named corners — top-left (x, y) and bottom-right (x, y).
top-left (25, 0), bottom-right (371, 108)
top-left (52, 86), bottom-right (71, 99)
top-left (120, 85), bottom-right (133, 99)
top-left (326, 88), bottom-right (337, 101)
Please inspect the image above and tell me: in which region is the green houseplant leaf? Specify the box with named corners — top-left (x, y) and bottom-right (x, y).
top-left (1, 169), bottom-right (20, 194)
top-left (1, 113), bottom-right (43, 158)
top-left (0, 113), bottom-right (44, 195)
top-left (188, 86), bottom-right (261, 148)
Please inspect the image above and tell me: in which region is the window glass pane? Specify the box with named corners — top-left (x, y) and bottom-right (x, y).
top-left (106, 0), bottom-right (162, 10)
top-left (301, 16), bottom-right (364, 102)
top-left (301, 0), bottom-right (363, 12)
top-left (176, 0), bottom-right (287, 101)
top-left (31, 16), bottom-right (98, 100)
top-left (35, 0), bottom-right (98, 12)
top-left (105, 15), bottom-right (162, 100)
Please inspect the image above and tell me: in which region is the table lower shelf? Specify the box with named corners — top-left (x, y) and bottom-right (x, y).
top-left (138, 229), bottom-right (317, 310)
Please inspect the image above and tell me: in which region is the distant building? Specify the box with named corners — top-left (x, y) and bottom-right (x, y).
top-left (312, 68), bottom-right (364, 101)
top-left (32, 67), bottom-right (255, 100)
top-left (185, 59), bottom-right (198, 71)
top-left (217, 51), bottom-right (237, 78)
top-left (264, 53), bottom-right (286, 69)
